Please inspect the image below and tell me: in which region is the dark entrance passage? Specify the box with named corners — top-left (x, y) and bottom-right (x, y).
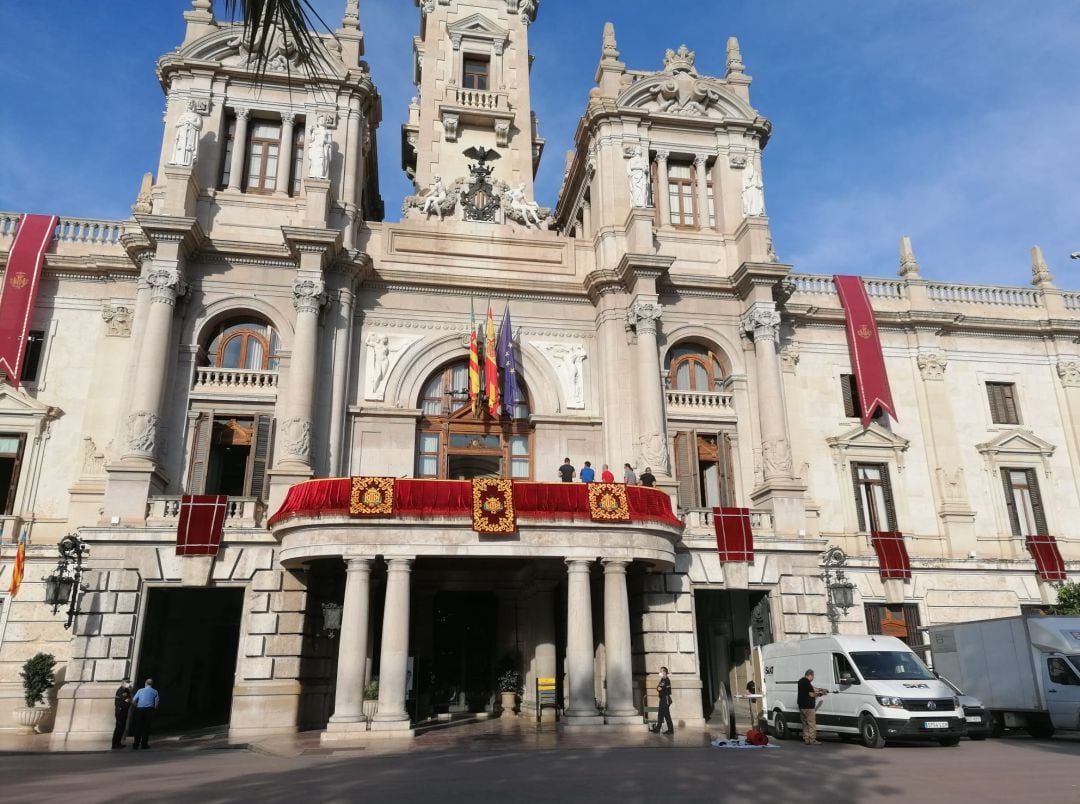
top-left (695, 590), bottom-right (773, 736)
top-left (135, 587), bottom-right (244, 732)
top-left (431, 591), bottom-right (498, 715)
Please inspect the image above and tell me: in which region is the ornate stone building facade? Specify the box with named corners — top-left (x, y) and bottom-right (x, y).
top-left (0, 1), bottom-right (1075, 746)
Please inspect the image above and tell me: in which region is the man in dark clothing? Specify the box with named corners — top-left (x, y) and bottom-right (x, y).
top-left (639, 467), bottom-right (656, 487)
top-left (112, 679), bottom-right (131, 749)
top-left (655, 666), bottom-right (674, 736)
top-left (558, 458), bottom-right (575, 482)
top-left (797, 669), bottom-right (827, 745)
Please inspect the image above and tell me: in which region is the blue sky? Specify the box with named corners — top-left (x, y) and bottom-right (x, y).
top-left (1, 1), bottom-right (1078, 286)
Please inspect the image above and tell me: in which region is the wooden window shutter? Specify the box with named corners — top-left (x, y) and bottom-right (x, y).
top-left (247, 414), bottom-right (275, 501)
top-left (851, 463), bottom-right (867, 532)
top-left (1025, 468), bottom-right (1049, 536)
top-left (902, 604), bottom-right (923, 647)
top-left (1, 434), bottom-right (26, 515)
top-left (987, 383), bottom-right (1019, 425)
top-left (673, 431), bottom-right (698, 510)
top-left (718, 432), bottom-right (736, 508)
top-left (864, 604), bottom-right (883, 635)
top-left (1000, 468), bottom-right (1022, 537)
top-left (879, 464), bottom-right (898, 531)
top-left (187, 412), bottom-right (214, 494)
top-left (841, 374), bottom-right (861, 419)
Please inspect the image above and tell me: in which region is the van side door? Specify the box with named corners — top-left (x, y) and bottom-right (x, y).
top-left (825, 652), bottom-right (861, 731)
top-left (1044, 656), bottom-right (1080, 731)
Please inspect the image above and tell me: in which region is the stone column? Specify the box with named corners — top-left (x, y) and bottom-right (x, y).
top-left (602, 559), bottom-right (637, 724)
top-left (564, 559), bottom-right (603, 724)
top-left (580, 200), bottom-right (592, 239)
top-left (342, 100), bottom-right (362, 208)
top-left (627, 300), bottom-right (670, 476)
top-left (372, 558), bottom-right (414, 733)
top-left (227, 107), bottom-right (249, 192)
top-left (279, 276), bottom-right (326, 470)
top-left (122, 262), bottom-right (186, 461)
top-left (327, 284), bottom-right (355, 477)
top-left (694, 154), bottom-right (712, 230)
top-left (741, 303), bottom-right (790, 481)
top-left (324, 558), bottom-right (372, 738)
top-left (275, 113), bottom-right (295, 195)
top-left (531, 584), bottom-right (557, 721)
top-left (654, 151), bottom-right (670, 226)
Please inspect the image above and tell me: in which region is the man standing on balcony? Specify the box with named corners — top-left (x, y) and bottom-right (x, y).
top-left (558, 458), bottom-right (576, 482)
top-left (580, 461), bottom-right (595, 482)
top-left (639, 467), bottom-right (656, 487)
top-left (600, 464), bottom-right (615, 483)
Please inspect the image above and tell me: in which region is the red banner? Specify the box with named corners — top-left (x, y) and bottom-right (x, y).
top-left (0, 215), bottom-right (57, 386)
top-left (588, 483), bottom-right (631, 522)
top-left (176, 495), bottom-right (228, 556)
top-left (713, 507), bottom-right (754, 562)
top-left (871, 531), bottom-right (912, 580)
top-left (472, 478), bottom-right (516, 534)
top-left (1025, 535), bottom-right (1067, 582)
top-left (834, 275), bottom-right (897, 426)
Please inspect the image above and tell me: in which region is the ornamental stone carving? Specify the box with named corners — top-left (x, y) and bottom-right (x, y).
top-left (292, 277), bottom-right (327, 314)
top-left (102, 303), bottom-right (133, 337)
top-left (917, 350), bottom-right (948, 381)
top-left (627, 301), bottom-right (663, 336)
top-left (535, 342), bottom-right (587, 410)
top-left (168, 100), bottom-right (202, 167)
top-left (518, 0), bottom-right (539, 26)
top-left (635, 431), bottom-right (670, 476)
top-left (741, 158), bottom-right (765, 217)
top-left (741, 304), bottom-right (781, 345)
top-left (779, 342), bottom-right (800, 374)
top-left (282, 416), bottom-right (312, 461)
top-left (306, 117), bottom-right (332, 180)
top-left (503, 184), bottom-right (549, 228)
top-left (1057, 358), bottom-right (1080, 388)
top-left (126, 411), bottom-right (159, 455)
top-left (364, 333), bottom-right (422, 401)
top-left (626, 146), bottom-right (650, 208)
top-left (81, 437), bottom-right (105, 476)
top-left (147, 268), bottom-right (187, 305)
top-left (761, 438), bottom-right (793, 477)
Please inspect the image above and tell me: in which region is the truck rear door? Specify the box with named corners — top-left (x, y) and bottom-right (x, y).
top-left (1044, 656), bottom-right (1080, 731)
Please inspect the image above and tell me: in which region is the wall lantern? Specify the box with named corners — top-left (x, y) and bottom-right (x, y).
top-left (44, 534), bottom-right (89, 630)
top-left (321, 601), bottom-right (343, 638)
top-left (820, 545), bottom-right (856, 635)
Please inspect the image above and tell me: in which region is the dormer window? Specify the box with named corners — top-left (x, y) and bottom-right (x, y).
top-left (463, 56), bottom-right (490, 91)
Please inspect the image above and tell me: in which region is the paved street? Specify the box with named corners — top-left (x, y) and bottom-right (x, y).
top-left (1, 722), bottom-right (1078, 803)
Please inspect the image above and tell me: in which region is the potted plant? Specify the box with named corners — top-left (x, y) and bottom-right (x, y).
top-left (362, 678), bottom-right (379, 721)
top-left (497, 669), bottom-right (522, 716)
top-left (14, 653), bottom-right (56, 734)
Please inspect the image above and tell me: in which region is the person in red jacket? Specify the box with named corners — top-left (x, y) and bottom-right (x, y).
top-left (600, 464), bottom-right (615, 483)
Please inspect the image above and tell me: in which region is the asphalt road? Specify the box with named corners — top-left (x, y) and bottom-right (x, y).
top-left (2, 733), bottom-right (1078, 803)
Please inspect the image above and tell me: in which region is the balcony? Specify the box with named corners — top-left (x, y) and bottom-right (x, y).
top-left (147, 496), bottom-right (265, 529)
top-left (665, 389), bottom-right (736, 418)
top-left (683, 508), bottom-right (774, 538)
top-left (192, 367), bottom-right (279, 397)
top-left (450, 87), bottom-right (510, 112)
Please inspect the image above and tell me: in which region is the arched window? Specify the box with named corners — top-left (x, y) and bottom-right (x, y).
top-left (416, 359), bottom-right (532, 480)
top-left (666, 344), bottom-right (724, 392)
top-left (205, 318), bottom-right (282, 371)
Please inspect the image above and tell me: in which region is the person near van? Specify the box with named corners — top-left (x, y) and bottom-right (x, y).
top-left (655, 666), bottom-right (675, 736)
top-left (111, 679), bottom-right (131, 749)
top-left (558, 458), bottom-right (575, 482)
top-left (130, 678), bottom-right (160, 750)
top-left (580, 461), bottom-right (595, 483)
top-left (797, 669), bottom-right (828, 745)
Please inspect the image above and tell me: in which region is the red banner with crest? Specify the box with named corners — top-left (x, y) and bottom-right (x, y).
top-left (0, 215), bottom-right (57, 386)
top-left (834, 275), bottom-right (897, 426)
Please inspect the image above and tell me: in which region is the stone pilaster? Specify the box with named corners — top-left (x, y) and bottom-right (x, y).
top-left (563, 559), bottom-right (603, 725)
top-left (627, 299), bottom-right (670, 476)
top-left (227, 107), bottom-right (249, 192)
top-left (275, 113), bottom-right (296, 195)
top-left (654, 150), bottom-right (669, 226)
top-left (694, 154), bottom-right (712, 230)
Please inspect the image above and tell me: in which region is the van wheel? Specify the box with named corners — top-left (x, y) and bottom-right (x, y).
top-left (938, 737), bottom-right (960, 747)
top-left (771, 710), bottom-right (790, 740)
top-left (859, 715), bottom-right (886, 749)
top-left (990, 715), bottom-right (1005, 738)
top-left (1026, 716), bottom-right (1055, 740)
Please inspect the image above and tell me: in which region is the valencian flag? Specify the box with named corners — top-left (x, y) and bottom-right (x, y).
top-left (468, 302), bottom-right (482, 415)
top-left (497, 305), bottom-right (524, 417)
top-left (9, 526), bottom-right (27, 597)
top-left (485, 304), bottom-right (500, 416)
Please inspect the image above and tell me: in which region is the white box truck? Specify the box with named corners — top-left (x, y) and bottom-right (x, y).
top-left (761, 635), bottom-right (965, 748)
top-left (927, 615), bottom-right (1080, 738)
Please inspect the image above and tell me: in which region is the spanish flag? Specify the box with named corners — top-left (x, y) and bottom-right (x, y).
top-left (485, 305), bottom-right (500, 416)
top-left (468, 310), bottom-right (481, 416)
top-left (9, 526), bottom-right (27, 597)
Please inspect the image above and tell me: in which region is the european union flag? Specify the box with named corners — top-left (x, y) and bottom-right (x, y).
top-left (497, 305), bottom-right (524, 417)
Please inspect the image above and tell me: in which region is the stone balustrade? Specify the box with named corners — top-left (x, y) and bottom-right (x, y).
top-left (147, 496), bottom-right (265, 529)
top-left (925, 282), bottom-right (1040, 307)
top-left (192, 366), bottom-right (280, 394)
top-left (452, 87), bottom-right (510, 112)
top-left (665, 389), bottom-right (735, 415)
top-left (788, 272), bottom-right (1052, 312)
top-left (0, 211), bottom-right (127, 260)
top-left (682, 507), bottom-right (774, 537)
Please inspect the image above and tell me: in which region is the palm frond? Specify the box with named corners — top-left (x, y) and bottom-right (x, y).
top-left (222, 0), bottom-right (335, 78)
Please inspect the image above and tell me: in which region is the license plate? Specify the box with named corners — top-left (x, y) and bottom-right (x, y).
top-left (924, 721), bottom-right (949, 729)
top-left (965, 716), bottom-right (982, 724)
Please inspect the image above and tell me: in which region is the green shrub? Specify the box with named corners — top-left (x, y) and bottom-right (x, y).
top-left (20, 653), bottom-right (57, 708)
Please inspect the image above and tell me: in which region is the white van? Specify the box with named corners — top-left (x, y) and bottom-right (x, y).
top-left (761, 635), bottom-right (965, 748)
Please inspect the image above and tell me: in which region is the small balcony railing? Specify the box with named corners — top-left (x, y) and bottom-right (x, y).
top-left (147, 496), bottom-right (265, 529)
top-left (665, 389), bottom-right (735, 414)
top-left (451, 87), bottom-right (510, 112)
top-left (682, 508), bottom-right (774, 538)
top-left (192, 367), bottom-right (279, 394)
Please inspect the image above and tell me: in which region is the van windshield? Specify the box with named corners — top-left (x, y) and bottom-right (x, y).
top-left (850, 651), bottom-right (935, 681)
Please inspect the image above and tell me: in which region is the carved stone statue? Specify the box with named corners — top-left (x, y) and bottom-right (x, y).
top-left (626, 146), bottom-right (650, 208)
top-left (419, 175), bottom-right (448, 220)
top-left (81, 437), bottom-right (105, 476)
top-left (742, 158), bottom-right (765, 217)
top-left (126, 411), bottom-right (159, 456)
top-left (282, 417), bottom-right (312, 461)
top-left (504, 184), bottom-right (544, 227)
top-left (536, 342), bottom-right (587, 410)
top-left (367, 333), bottom-right (390, 394)
top-left (307, 117), bottom-right (332, 180)
top-left (636, 431), bottom-right (670, 476)
top-left (168, 101), bottom-right (202, 167)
